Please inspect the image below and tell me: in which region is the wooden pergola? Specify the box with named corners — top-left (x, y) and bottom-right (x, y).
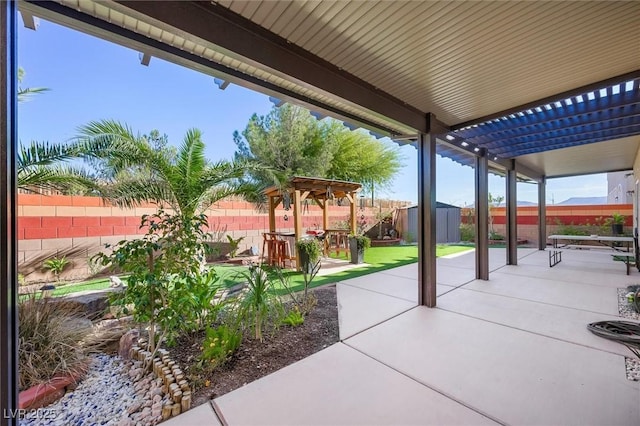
top-left (264, 176), bottom-right (362, 249)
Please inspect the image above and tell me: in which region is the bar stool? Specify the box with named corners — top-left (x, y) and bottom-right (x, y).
top-left (261, 233), bottom-right (278, 265)
top-left (275, 239), bottom-right (291, 268)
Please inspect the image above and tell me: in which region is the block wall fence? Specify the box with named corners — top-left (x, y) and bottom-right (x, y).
top-left (461, 204), bottom-right (634, 244)
top-left (19, 194), bottom-right (633, 282)
top-left (18, 194), bottom-right (383, 282)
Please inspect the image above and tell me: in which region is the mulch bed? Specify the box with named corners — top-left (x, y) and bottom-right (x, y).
top-left (170, 285), bottom-right (339, 407)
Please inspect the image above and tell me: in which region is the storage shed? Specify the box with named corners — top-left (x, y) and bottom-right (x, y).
top-left (404, 203), bottom-right (461, 244)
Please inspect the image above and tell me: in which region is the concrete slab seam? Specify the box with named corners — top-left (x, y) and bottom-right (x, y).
top-left (434, 305), bottom-right (635, 359)
top-left (459, 286), bottom-right (618, 317)
top-left (341, 305), bottom-right (418, 341)
top-left (340, 280), bottom-right (417, 303)
top-left (210, 399), bottom-right (228, 426)
top-left (341, 341), bottom-right (507, 426)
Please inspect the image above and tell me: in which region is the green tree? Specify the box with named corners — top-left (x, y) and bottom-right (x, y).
top-left (93, 212), bottom-right (219, 355)
top-left (327, 129), bottom-right (403, 202)
top-left (233, 105), bottom-right (403, 203)
top-left (233, 104), bottom-right (339, 187)
top-left (77, 119), bottom-right (262, 219)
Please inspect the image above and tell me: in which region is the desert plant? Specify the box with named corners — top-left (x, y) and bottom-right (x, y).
top-left (18, 295), bottom-right (91, 390)
top-left (238, 264), bottom-right (283, 342)
top-left (43, 256), bottom-right (70, 282)
top-left (271, 266), bottom-right (317, 315)
top-left (226, 235), bottom-right (245, 258)
top-left (199, 324), bottom-right (242, 370)
top-left (295, 238), bottom-right (322, 295)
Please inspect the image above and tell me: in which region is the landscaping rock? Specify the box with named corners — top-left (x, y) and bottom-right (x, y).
top-left (54, 289), bottom-right (117, 320)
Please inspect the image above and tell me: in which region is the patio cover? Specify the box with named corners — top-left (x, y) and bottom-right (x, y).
top-left (3, 3), bottom-right (640, 419)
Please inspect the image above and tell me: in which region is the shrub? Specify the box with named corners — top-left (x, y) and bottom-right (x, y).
top-left (349, 234), bottom-right (371, 250)
top-left (296, 238), bottom-right (322, 264)
top-left (281, 308), bottom-right (304, 327)
top-left (199, 324), bottom-right (242, 369)
top-left (18, 295), bottom-right (91, 390)
top-left (460, 223), bottom-right (474, 242)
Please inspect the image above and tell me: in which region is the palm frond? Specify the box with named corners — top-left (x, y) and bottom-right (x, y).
top-left (18, 87), bottom-right (49, 103)
top-left (96, 179), bottom-right (175, 211)
top-left (18, 165), bottom-right (97, 194)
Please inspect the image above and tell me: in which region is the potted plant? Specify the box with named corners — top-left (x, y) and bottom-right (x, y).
top-left (348, 234), bottom-right (370, 264)
top-left (296, 238), bottom-right (322, 274)
top-left (608, 213), bottom-right (626, 235)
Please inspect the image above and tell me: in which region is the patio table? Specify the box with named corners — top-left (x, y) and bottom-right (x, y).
top-left (548, 234), bottom-right (635, 274)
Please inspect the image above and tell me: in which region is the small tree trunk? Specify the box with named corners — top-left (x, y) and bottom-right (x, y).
top-left (148, 253), bottom-right (156, 353)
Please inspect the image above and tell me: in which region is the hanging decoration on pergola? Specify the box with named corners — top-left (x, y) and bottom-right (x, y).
top-left (263, 176), bottom-right (363, 244)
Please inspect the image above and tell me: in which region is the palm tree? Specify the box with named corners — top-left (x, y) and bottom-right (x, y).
top-left (17, 68), bottom-right (98, 194)
top-left (76, 119), bottom-right (266, 218)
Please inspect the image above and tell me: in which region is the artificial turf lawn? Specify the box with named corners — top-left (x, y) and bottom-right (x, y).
top-left (42, 245), bottom-right (473, 297)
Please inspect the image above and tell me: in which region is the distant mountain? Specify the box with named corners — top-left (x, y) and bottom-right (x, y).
top-left (556, 196), bottom-right (607, 205)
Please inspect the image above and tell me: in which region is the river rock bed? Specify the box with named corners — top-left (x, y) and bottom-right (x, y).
top-left (21, 354), bottom-right (183, 425)
top-left (617, 288), bottom-right (640, 381)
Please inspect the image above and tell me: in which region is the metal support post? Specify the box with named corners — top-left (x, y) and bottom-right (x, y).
top-left (475, 150), bottom-right (489, 280)
top-left (506, 161), bottom-right (518, 265)
top-left (417, 126), bottom-right (437, 307)
top-left (538, 177), bottom-right (547, 250)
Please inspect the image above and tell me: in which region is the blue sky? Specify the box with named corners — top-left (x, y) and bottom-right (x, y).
top-left (17, 18), bottom-right (608, 206)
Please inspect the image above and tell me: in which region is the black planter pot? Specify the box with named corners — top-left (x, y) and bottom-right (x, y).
top-left (612, 224), bottom-right (624, 235)
top-left (349, 238), bottom-right (365, 264)
top-left (298, 251), bottom-right (316, 274)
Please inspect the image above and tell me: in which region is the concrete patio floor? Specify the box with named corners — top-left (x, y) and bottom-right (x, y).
top-left (172, 248), bottom-right (640, 425)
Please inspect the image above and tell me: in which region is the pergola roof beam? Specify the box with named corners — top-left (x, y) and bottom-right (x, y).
top-left (452, 70), bottom-right (640, 130)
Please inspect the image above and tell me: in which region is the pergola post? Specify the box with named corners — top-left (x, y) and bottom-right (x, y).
top-left (475, 150), bottom-right (489, 280)
top-left (293, 189), bottom-right (302, 262)
top-left (506, 160), bottom-right (518, 265)
top-left (322, 199), bottom-right (329, 231)
top-left (1, 1), bottom-right (18, 423)
top-left (268, 195), bottom-right (276, 233)
top-left (538, 177), bottom-right (547, 250)
top-left (348, 192), bottom-right (357, 235)
top-left (417, 127), bottom-right (437, 307)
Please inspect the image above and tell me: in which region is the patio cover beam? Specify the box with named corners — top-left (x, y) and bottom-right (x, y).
top-left (0, 1), bottom-right (18, 423)
top-left (417, 121), bottom-right (437, 307)
top-left (475, 150), bottom-right (489, 280)
top-left (19, 1), bottom-right (408, 138)
top-left (111, 1), bottom-right (428, 135)
top-left (538, 178), bottom-right (547, 250)
top-left (506, 160), bottom-right (518, 265)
